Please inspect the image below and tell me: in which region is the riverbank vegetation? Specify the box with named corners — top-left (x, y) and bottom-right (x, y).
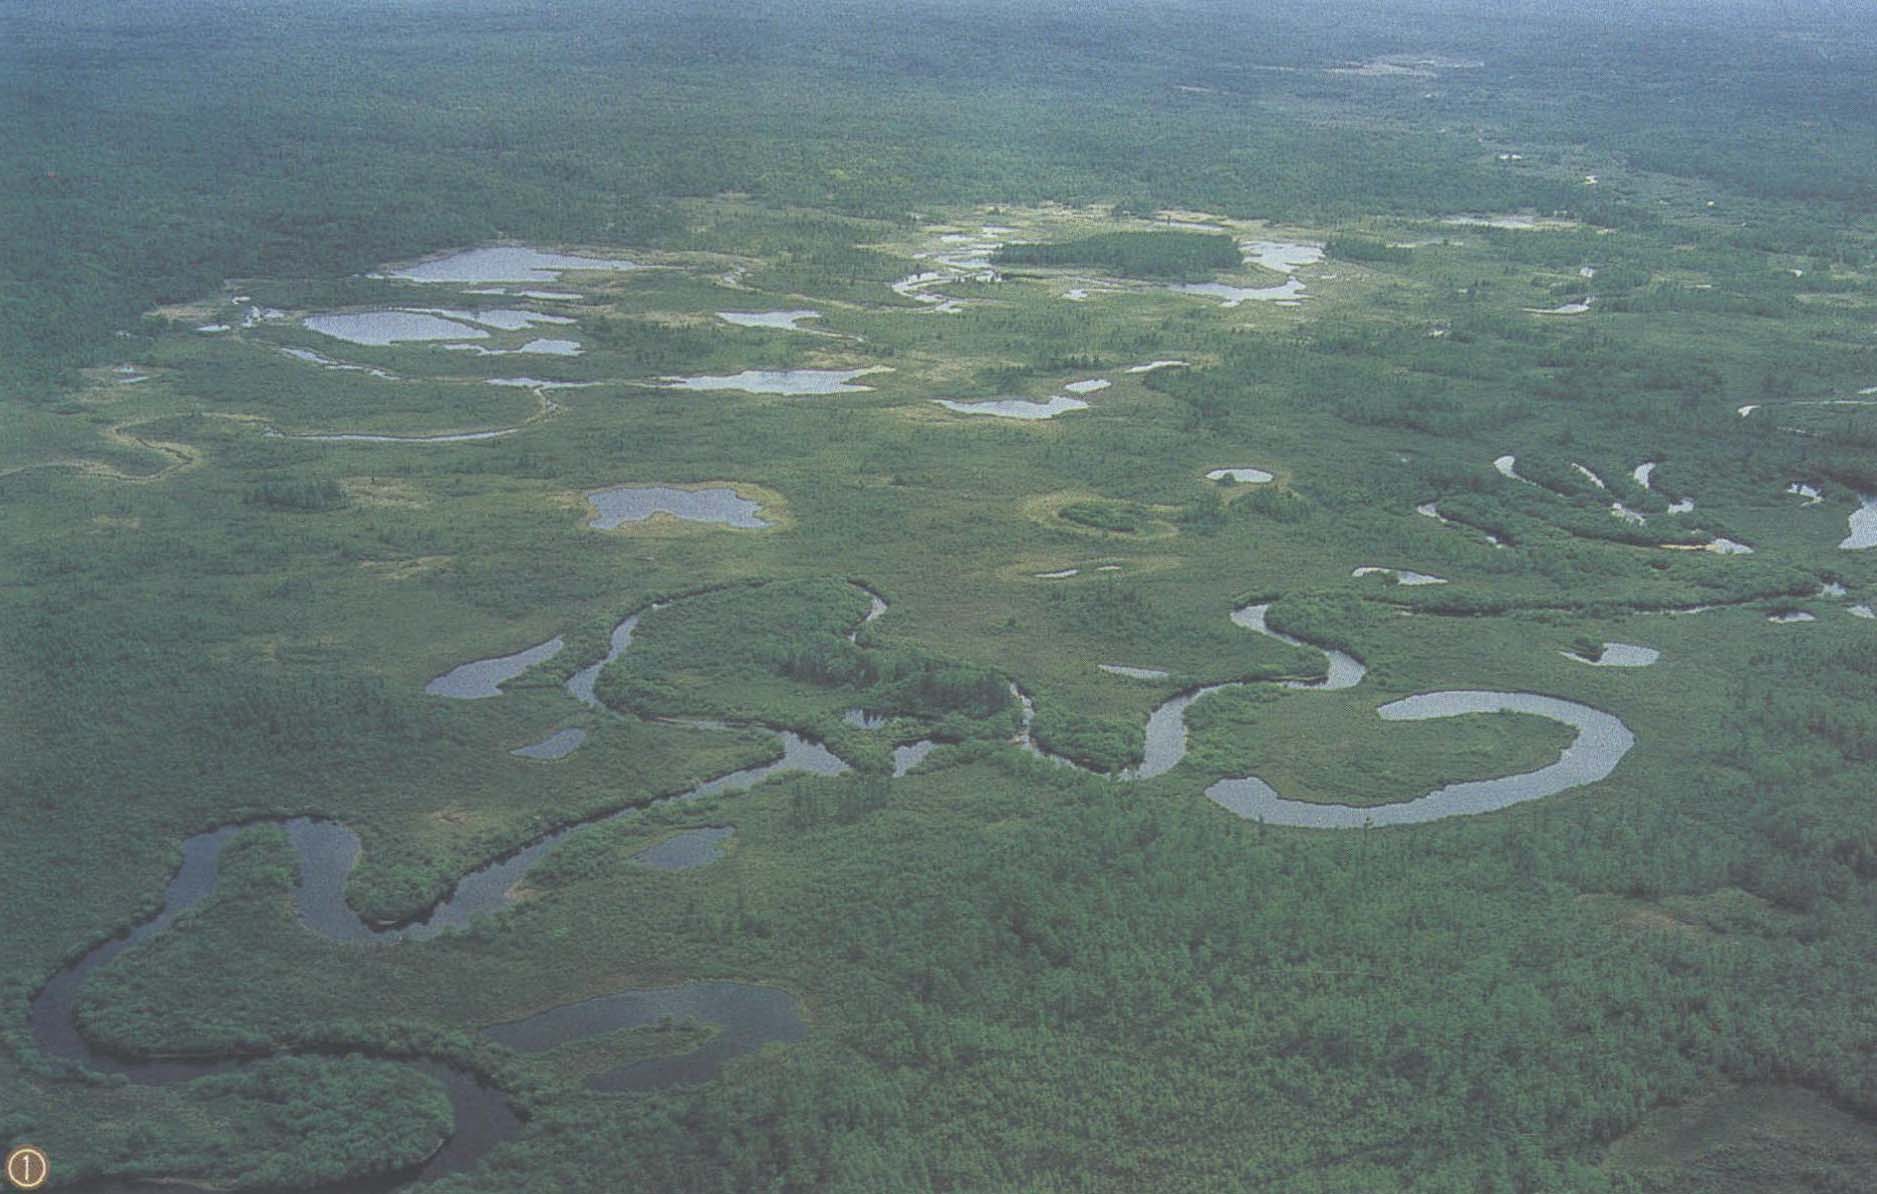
top-left (6, 0), bottom-right (1877, 1189)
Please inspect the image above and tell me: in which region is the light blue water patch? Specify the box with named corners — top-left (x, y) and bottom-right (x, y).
top-left (511, 728), bottom-right (588, 759)
top-left (1205, 691), bottom-right (1634, 827)
top-left (1562, 643), bottom-right (1659, 667)
top-left (1352, 566), bottom-right (1446, 586)
top-left (566, 613), bottom-right (644, 709)
top-left (718, 310), bottom-right (821, 330)
top-left (1170, 277), bottom-right (1305, 307)
top-left (631, 827), bottom-right (734, 870)
top-left (586, 486), bottom-right (769, 530)
top-left (383, 246), bottom-right (640, 284)
top-left (664, 369), bottom-right (882, 395)
top-left (934, 396), bottom-right (1087, 420)
top-left (415, 307), bottom-right (576, 331)
top-left (1241, 240), bottom-right (1323, 272)
top-left (1231, 603), bottom-right (1366, 689)
top-left (893, 740), bottom-right (936, 776)
top-left (1099, 665), bottom-right (1170, 680)
top-left (426, 636), bottom-right (565, 699)
top-left (442, 338), bottom-right (583, 356)
top-left (304, 311), bottom-right (486, 346)
top-left (1841, 495), bottom-right (1877, 550)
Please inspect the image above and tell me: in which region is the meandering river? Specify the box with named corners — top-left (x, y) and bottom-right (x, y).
top-left (35, 584), bottom-right (1636, 1189)
top-left (1014, 600), bottom-right (1627, 829)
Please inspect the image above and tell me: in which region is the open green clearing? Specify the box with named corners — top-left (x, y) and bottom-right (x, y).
top-left (5, 0), bottom-right (1877, 1190)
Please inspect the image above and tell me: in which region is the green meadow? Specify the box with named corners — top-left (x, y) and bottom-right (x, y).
top-left (4, 0), bottom-right (1877, 1190)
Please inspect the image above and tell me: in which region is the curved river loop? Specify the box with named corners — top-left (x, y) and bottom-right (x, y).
top-left (1015, 602), bottom-right (1631, 825)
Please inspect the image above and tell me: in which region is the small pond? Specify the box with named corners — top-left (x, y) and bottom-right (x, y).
top-left (382, 247), bottom-right (640, 285)
top-left (1352, 566), bottom-right (1447, 586)
top-left (935, 396), bottom-right (1088, 420)
top-left (1242, 240), bottom-right (1323, 273)
top-left (305, 311), bottom-right (486, 346)
top-left (587, 486), bottom-right (769, 530)
top-left (664, 369), bottom-right (882, 395)
top-left (1527, 300), bottom-right (1593, 315)
top-left (893, 741), bottom-right (937, 777)
top-left (718, 310), bottom-right (821, 331)
top-left (511, 728), bottom-right (588, 759)
top-left (631, 827), bottom-right (734, 871)
top-left (443, 338), bottom-right (583, 356)
top-left (1206, 467), bottom-right (1273, 483)
top-left (1562, 643), bottom-right (1660, 667)
top-left (1840, 495), bottom-right (1877, 550)
top-left (1170, 277), bottom-right (1306, 307)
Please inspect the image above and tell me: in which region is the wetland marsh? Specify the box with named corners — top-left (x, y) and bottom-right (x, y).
top-left (8, 2), bottom-right (1877, 1190)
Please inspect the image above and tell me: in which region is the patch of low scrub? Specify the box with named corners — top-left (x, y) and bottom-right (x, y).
top-left (1324, 236), bottom-right (1410, 264)
top-left (1059, 500), bottom-right (1151, 533)
top-left (994, 231), bottom-right (1239, 280)
top-left (245, 478), bottom-right (349, 512)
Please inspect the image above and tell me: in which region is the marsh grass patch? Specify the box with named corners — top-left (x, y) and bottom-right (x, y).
top-left (1021, 490), bottom-right (1180, 540)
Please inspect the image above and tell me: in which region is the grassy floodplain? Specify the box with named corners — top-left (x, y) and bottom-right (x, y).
top-left (5, 0), bottom-right (1877, 1190)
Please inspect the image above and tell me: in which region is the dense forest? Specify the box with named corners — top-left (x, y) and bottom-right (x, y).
top-left (8, 0), bottom-right (1877, 392)
top-left (5, 0), bottom-right (1877, 1191)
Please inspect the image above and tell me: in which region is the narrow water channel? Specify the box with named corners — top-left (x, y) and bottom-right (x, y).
top-left (38, 585), bottom-right (1637, 1190)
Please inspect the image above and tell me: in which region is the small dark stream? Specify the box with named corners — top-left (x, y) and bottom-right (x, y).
top-left (30, 727), bottom-right (846, 1189)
